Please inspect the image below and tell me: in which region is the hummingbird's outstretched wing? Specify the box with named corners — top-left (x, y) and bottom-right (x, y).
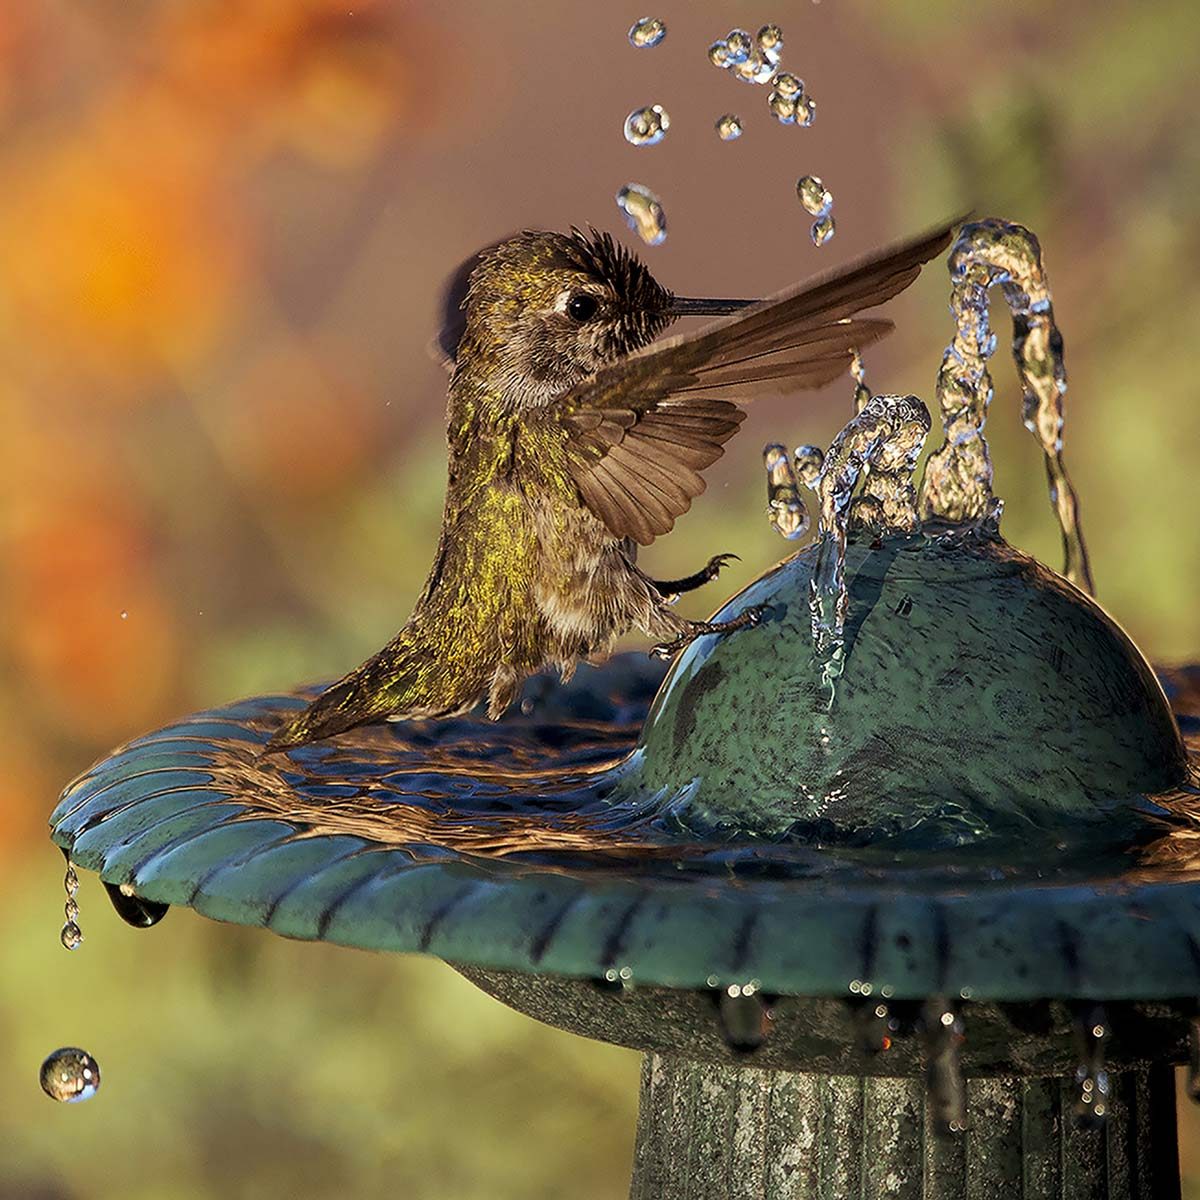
top-left (543, 220), bottom-right (958, 545)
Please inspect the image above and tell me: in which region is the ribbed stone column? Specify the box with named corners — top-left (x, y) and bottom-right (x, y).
top-left (629, 1056), bottom-right (1180, 1200)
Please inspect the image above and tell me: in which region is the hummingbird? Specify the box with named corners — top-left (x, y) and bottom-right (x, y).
top-left (267, 219), bottom-right (956, 750)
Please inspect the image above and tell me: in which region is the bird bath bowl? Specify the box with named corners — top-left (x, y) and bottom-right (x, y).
top-left (47, 221), bottom-right (1200, 1197)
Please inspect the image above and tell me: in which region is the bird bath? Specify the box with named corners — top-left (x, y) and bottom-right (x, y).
top-left (47, 222), bottom-right (1200, 1197)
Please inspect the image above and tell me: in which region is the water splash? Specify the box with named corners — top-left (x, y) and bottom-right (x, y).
top-left (60, 855), bottom-right (82, 951)
top-left (715, 113), bottom-right (742, 141)
top-left (796, 174), bottom-right (832, 217)
top-left (810, 213), bottom-right (835, 247)
top-left (624, 105), bottom-right (670, 147)
top-left (809, 395), bottom-right (931, 694)
top-left (764, 444), bottom-right (810, 540)
top-left (40, 1048), bottom-right (100, 1103)
top-left (616, 183), bottom-right (667, 246)
top-left (922, 999), bottom-right (967, 1135)
top-left (1070, 1004), bottom-right (1111, 1128)
top-left (918, 219), bottom-right (1093, 593)
top-left (628, 17), bottom-right (666, 48)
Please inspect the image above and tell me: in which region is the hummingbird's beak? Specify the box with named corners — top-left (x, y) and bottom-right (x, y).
top-left (669, 296), bottom-right (760, 317)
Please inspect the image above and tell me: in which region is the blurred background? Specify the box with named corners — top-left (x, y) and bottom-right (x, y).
top-left (2, 0), bottom-right (1198, 1196)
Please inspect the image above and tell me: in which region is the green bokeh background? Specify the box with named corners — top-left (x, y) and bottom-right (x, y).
top-left (2, 1), bottom-right (1198, 1196)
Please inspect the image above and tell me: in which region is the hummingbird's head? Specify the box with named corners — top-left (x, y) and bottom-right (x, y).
top-left (452, 228), bottom-right (675, 404)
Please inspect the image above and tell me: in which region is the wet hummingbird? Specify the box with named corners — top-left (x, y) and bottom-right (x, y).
top-left (268, 220), bottom-right (957, 750)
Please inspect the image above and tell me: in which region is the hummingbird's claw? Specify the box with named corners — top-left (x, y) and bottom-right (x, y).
top-left (650, 603), bottom-right (768, 659)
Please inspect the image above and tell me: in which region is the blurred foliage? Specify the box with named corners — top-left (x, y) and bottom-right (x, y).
top-left (1, 0), bottom-right (1199, 1196)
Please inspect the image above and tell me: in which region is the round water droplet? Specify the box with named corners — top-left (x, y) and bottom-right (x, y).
top-left (120, 610), bottom-right (128, 620)
top-left (794, 96), bottom-right (817, 127)
top-left (60, 922), bottom-right (82, 951)
top-left (768, 91), bottom-right (796, 124)
top-left (756, 24), bottom-right (783, 65)
top-left (628, 17), bottom-right (666, 48)
top-left (40, 1048), bottom-right (100, 1103)
top-left (708, 40), bottom-right (731, 69)
top-left (724, 29), bottom-right (753, 63)
top-left (715, 113), bottom-right (743, 141)
top-left (773, 71), bottom-right (803, 98)
top-left (616, 183), bottom-right (667, 246)
top-left (623, 104), bottom-right (670, 147)
top-left (811, 214), bottom-right (835, 247)
top-left (797, 174), bottom-right (833, 217)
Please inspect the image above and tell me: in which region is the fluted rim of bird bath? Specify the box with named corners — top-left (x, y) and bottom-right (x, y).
top-left (47, 603), bottom-right (1200, 1003)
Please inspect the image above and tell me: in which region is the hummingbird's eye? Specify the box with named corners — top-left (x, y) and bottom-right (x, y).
top-left (566, 293), bottom-right (600, 322)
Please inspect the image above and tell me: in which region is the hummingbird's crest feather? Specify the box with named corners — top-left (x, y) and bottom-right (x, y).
top-left (541, 218), bottom-right (960, 545)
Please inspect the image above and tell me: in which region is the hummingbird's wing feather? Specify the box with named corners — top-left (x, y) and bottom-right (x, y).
top-left (545, 220), bottom-right (956, 545)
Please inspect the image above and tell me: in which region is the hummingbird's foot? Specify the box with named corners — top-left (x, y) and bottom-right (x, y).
top-left (650, 603), bottom-right (768, 660)
top-left (651, 553), bottom-right (740, 600)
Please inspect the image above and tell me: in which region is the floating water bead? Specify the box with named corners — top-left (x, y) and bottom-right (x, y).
top-left (616, 183), bottom-right (667, 246)
top-left (773, 72), bottom-right (803, 98)
top-left (40, 1048), bottom-right (101, 1103)
top-left (756, 24), bottom-right (783, 66)
top-left (624, 105), bottom-right (670, 147)
top-left (797, 174), bottom-right (832, 216)
top-left (628, 17), bottom-right (666, 48)
top-left (768, 91), bottom-right (796, 124)
top-left (708, 40), bottom-right (731, 69)
top-left (795, 96), bottom-right (817, 127)
top-left (715, 113), bottom-right (743, 141)
top-left (724, 29), bottom-right (753, 63)
top-left (811, 214), bottom-right (835, 246)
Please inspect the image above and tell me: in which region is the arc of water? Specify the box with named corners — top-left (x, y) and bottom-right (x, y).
top-left (918, 218), bottom-right (1094, 594)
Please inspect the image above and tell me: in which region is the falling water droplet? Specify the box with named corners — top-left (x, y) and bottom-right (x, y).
top-left (764, 444), bottom-right (810, 540)
top-left (1187, 1016), bottom-right (1200, 1104)
top-left (811, 214), bottom-right (835, 247)
top-left (850, 350), bottom-right (871, 413)
top-left (756, 24), bottom-right (784, 66)
top-left (773, 72), bottom-right (803, 98)
top-left (103, 881), bottom-right (169, 928)
top-left (850, 998), bottom-right (895, 1055)
top-left (60, 858), bottom-right (82, 951)
top-left (616, 183), bottom-right (667, 246)
top-left (716, 981), bottom-right (773, 1054)
top-left (40, 1048), bottom-right (101, 1103)
top-left (1070, 1004), bottom-right (1111, 1129)
top-left (628, 17), bottom-right (666, 48)
top-left (793, 444), bottom-right (825, 488)
top-left (715, 113), bottom-right (743, 141)
top-left (796, 174), bottom-right (833, 217)
top-left (724, 29), bottom-right (753, 63)
top-left (119, 610), bottom-right (129, 620)
top-left (768, 91), bottom-right (796, 124)
top-left (922, 998), bottom-right (966, 1135)
top-left (624, 104), bottom-right (670, 147)
top-left (794, 96), bottom-right (817, 127)
top-left (708, 40), bottom-right (731, 69)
